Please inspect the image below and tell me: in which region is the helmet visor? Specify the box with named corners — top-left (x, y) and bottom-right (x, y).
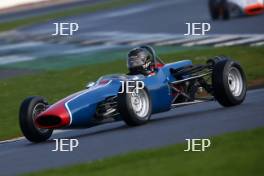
top-left (127, 54), bottom-right (147, 68)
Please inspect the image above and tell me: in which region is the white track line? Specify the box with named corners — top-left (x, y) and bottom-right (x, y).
top-left (0, 130), bottom-right (68, 144)
top-left (0, 137), bottom-right (24, 144)
top-left (106, 34), bottom-right (159, 45)
top-left (127, 35), bottom-right (173, 46)
top-left (182, 35), bottom-right (242, 47)
top-left (215, 35), bottom-right (264, 47)
top-left (0, 41), bottom-right (44, 51)
top-left (0, 55), bottom-right (35, 65)
top-left (250, 41), bottom-right (264, 46)
top-left (0, 31), bottom-right (263, 65)
top-left (155, 36), bottom-right (208, 46)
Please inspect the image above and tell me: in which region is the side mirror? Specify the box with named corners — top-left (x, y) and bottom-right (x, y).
top-left (86, 82), bottom-right (95, 89)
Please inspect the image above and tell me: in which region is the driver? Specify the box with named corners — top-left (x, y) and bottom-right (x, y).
top-left (127, 47), bottom-right (154, 76)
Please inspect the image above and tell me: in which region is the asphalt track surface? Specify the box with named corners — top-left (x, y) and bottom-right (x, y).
top-left (20, 0), bottom-right (264, 35)
top-left (0, 0), bottom-right (264, 175)
top-left (0, 0), bottom-right (107, 22)
top-left (0, 88), bottom-right (264, 175)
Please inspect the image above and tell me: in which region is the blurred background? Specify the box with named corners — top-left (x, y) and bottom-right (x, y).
top-left (0, 0), bottom-right (264, 175)
top-left (0, 0), bottom-right (263, 77)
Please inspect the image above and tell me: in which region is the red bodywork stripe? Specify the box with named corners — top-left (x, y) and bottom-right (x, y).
top-left (35, 95), bottom-right (75, 129)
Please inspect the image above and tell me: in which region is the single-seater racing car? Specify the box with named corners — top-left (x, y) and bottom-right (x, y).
top-left (209, 0), bottom-right (264, 20)
top-left (19, 46), bottom-right (247, 142)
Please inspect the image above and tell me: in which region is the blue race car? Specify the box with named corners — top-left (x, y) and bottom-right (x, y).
top-left (19, 46), bottom-right (247, 142)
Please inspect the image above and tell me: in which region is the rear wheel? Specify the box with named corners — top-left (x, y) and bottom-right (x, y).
top-left (117, 82), bottom-right (152, 126)
top-left (222, 1), bottom-right (230, 20)
top-left (212, 57), bottom-right (247, 106)
top-left (208, 0), bottom-right (230, 20)
top-left (19, 96), bottom-right (53, 143)
top-left (209, 0), bottom-right (220, 20)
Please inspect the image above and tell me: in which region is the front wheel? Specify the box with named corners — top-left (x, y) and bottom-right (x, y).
top-left (212, 57), bottom-right (247, 107)
top-left (19, 96), bottom-right (53, 143)
top-left (117, 82), bottom-right (152, 126)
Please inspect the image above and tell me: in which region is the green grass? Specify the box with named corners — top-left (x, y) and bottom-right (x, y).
top-left (25, 127), bottom-right (264, 176)
top-left (0, 0), bottom-right (144, 32)
top-left (0, 46), bottom-right (263, 140)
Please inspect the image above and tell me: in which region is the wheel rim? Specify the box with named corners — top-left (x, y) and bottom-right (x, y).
top-left (130, 89), bottom-right (149, 119)
top-left (32, 103), bottom-right (49, 133)
top-left (228, 67), bottom-right (243, 97)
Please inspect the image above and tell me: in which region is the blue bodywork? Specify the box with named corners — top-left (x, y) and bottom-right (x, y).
top-left (66, 60), bottom-right (192, 127)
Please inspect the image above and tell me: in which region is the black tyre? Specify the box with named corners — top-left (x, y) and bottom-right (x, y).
top-left (117, 82), bottom-right (152, 126)
top-left (222, 1), bottom-right (230, 20)
top-left (209, 0), bottom-right (220, 20)
top-left (212, 57), bottom-right (247, 107)
top-left (19, 96), bottom-right (53, 142)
